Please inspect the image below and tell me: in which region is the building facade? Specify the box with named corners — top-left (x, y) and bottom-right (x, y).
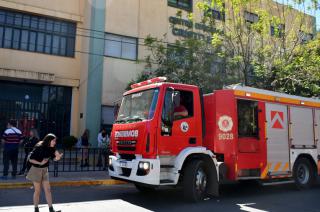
top-left (0, 0), bottom-right (316, 145)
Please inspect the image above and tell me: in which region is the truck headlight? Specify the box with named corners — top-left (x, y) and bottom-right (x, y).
top-left (137, 162), bottom-right (150, 176)
top-left (108, 158), bottom-right (114, 171)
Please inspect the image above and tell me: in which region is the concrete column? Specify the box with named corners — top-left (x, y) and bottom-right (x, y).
top-left (85, 0), bottom-right (106, 146)
top-left (70, 86), bottom-right (79, 137)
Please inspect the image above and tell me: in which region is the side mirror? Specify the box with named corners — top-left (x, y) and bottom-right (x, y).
top-left (161, 87), bottom-right (174, 134)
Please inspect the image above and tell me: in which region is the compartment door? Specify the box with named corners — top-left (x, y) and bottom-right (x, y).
top-left (290, 106), bottom-right (314, 147)
top-left (265, 103), bottom-right (290, 176)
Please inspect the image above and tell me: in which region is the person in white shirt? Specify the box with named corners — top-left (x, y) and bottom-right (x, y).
top-left (97, 129), bottom-right (110, 169)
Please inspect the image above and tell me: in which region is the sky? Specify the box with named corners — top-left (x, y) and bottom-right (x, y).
top-left (274, 0), bottom-right (320, 30)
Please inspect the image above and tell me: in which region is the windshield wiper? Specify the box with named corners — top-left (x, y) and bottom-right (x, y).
top-left (115, 117), bottom-right (144, 124)
top-left (126, 117), bottom-right (144, 122)
top-left (115, 119), bottom-right (127, 124)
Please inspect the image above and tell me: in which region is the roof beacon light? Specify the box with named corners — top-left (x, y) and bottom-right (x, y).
top-left (130, 77), bottom-right (167, 89)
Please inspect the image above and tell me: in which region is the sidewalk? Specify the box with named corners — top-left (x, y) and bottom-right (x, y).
top-left (0, 171), bottom-right (126, 189)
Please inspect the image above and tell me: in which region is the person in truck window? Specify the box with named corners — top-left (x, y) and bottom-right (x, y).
top-left (27, 133), bottom-right (63, 212)
top-left (173, 92), bottom-right (188, 119)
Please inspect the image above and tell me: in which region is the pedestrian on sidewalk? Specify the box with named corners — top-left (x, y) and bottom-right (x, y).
top-left (1, 120), bottom-right (23, 180)
top-left (96, 129), bottom-right (109, 169)
top-left (27, 133), bottom-right (63, 212)
top-left (18, 128), bottom-right (39, 175)
top-left (79, 129), bottom-right (90, 167)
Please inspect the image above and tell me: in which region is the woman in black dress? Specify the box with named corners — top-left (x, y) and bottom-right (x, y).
top-left (80, 129), bottom-right (90, 167)
top-left (27, 134), bottom-right (63, 212)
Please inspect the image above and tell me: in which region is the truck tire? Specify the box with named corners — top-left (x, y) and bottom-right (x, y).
top-left (293, 158), bottom-right (316, 189)
top-left (183, 160), bottom-right (209, 202)
top-left (134, 183), bottom-right (156, 193)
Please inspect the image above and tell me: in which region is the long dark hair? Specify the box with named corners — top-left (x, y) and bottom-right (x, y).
top-left (82, 129), bottom-right (89, 140)
top-left (36, 133), bottom-right (57, 148)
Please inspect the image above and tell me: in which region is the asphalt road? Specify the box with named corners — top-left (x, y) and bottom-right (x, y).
top-left (0, 179), bottom-right (320, 212)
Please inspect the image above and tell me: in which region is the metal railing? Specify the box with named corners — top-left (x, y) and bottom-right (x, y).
top-left (0, 147), bottom-right (110, 177)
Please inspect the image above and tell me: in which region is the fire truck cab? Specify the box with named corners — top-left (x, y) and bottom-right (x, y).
top-left (108, 77), bottom-right (320, 202)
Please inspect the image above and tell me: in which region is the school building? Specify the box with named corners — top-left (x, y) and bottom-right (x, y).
top-left (0, 0), bottom-right (316, 145)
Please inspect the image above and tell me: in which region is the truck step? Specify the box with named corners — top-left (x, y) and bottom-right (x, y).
top-left (160, 179), bottom-right (174, 184)
top-left (262, 180), bottom-right (294, 186)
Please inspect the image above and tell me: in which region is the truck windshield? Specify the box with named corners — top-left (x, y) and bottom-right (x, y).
top-left (116, 88), bottom-right (159, 123)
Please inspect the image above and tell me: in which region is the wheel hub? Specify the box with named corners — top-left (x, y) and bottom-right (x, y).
top-left (297, 164), bottom-right (309, 185)
top-left (195, 168), bottom-right (207, 193)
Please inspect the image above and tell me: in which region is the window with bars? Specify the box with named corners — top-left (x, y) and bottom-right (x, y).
top-left (244, 11), bottom-right (259, 24)
top-left (299, 30), bottom-right (313, 43)
top-left (0, 9), bottom-right (76, 57)
top-left (204, 2), bottom-right (225, 21)
top-left (168, 0), bottom-right (193, 11)
top-left (270, 24), bottom-right (285, 37)
top-left (104, 33), bottom-right (138, 60)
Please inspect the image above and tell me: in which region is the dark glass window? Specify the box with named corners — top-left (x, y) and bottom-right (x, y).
top-left (0, 81), bottom-right (72, 142)
top-left (0, 8), bottom-right (76, 57)
top-left (46, 20), bottom-right (53, 31)
top-left (105, 33), bottom-right (138, 60)
top-left (20, 30), bottom-right (29, 50)
top-left (299, 30), bottom-right (313, 43)
top-left (12, 29), bottom-right (20, 49)
top-left (29, 31), bottom-right (36, 51)
top-left (0, 11), bottom-right (5, 24)
top-left (30, 17), bottom-right (38, 29)
top-left (36, 32), bottom-right (45, 52)
top-left (205, 4), bottom-right (225, 21)
top-left (45, 34), bottom-right (52, 54)
top-left (271, 24), bottom-right (285, 37)
top-left (14, 14), bottom-right (22, 26)
top-left (52, 35), bottom-right (60, 55)
top-left (5, 12), bottom-right (14, 25)
top-left (237, 99), bottom-right (259, 138)
top-left (173, 90), bottom-right (194, 120)
top-left (0, 26), bottom-right (3, 47)
top-left (60, 37), bottom-right (66, 56)
top-left (22, 15), bottom-right (30, 27)
top-left (54, 21), bottom-right (61, 33)
top-left (168, 0), bottom-right (193, 11)
top-left (61, 23), bottom-right (68, 33)
top-left (4, 27), bottom-right (13, 48)
top-left (66, 37), bottom-right (75, 57)
top-left (244, 11), bottom-right (258, 24)
top-left (39, 18), bottom-right (46, 30)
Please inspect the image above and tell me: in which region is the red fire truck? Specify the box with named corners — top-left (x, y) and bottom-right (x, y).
top-left (108, 77), bottom-right (320, 201)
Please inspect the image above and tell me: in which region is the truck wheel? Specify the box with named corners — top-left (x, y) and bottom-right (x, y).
top-left (134, 183), bottom-right (156, 193)
top-left (293, 158), bottom-right (315, 189)
top-left (183, 160), bottom-right (209, 202)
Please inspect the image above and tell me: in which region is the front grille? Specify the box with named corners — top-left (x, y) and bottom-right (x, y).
top-left (121, 168), bottom-right (131, 177)
top-left (117, 140), bottom-right (136, 152)
top-left (119, 154), bottom-right (136, 161)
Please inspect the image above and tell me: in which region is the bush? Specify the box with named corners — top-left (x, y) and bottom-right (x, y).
top-left (62, 135), bottom-right (78, 149)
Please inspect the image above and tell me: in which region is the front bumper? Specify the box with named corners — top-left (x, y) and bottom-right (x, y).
top-left (108, 155), bottom-right (160, 185)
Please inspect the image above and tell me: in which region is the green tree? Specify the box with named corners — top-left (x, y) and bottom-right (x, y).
top-left (129, 0), bottom-right (319, 96)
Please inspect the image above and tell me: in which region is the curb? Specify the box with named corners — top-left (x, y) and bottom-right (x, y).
top-left (0, 179), bottom-right (126, 189)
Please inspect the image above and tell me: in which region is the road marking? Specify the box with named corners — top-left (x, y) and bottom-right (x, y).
top-left (0, 199), bottom-right (153, 212)
top-left (0, 179), bottom-right (126, 189)
top-left (237, 203), bottom-right (268, 212)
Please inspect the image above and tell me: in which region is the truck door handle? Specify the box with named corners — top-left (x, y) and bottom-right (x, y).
top-left (189, 138), bottom-right (196, 144)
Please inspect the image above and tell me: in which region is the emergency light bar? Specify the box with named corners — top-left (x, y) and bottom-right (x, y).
top-left (130, 77), bottom-right (167, 89)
